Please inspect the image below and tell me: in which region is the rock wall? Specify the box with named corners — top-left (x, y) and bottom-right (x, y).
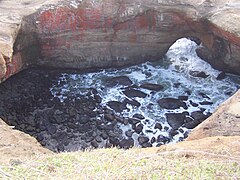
top-left (26, 0), bottom-right (212, 70)
top-left (187, 89), bottom-right (240, 140)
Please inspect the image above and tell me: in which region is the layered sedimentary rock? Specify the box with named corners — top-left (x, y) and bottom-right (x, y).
top-left (0, 0), bottom-right (240, 82)
top-left (187, 89), bottom-right (240, 140)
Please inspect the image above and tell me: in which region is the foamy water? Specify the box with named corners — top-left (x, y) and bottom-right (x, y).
top-left (50, 38), bottom-right (240, 146)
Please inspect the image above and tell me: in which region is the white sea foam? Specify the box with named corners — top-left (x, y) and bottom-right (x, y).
top-left (50, 38), bottom-right (240, 146)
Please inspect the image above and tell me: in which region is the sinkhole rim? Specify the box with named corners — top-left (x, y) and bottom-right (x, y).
top-left (0, 38), bottom-right (239, 153)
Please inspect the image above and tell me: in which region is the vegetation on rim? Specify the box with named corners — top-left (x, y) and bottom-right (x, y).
top-left (1, 147), bottom-right (239, 180)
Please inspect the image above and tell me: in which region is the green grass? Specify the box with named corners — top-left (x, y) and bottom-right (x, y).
top-left (1, 148), bottom-right (239, 180)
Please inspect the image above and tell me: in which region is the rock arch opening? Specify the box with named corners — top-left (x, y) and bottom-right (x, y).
top-left (0, 38), bottom-right (239, 152)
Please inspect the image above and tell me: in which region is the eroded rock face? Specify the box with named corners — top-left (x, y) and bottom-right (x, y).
top-left (0, 0), bottom-right (240, 82)
top-left (187, 89), bottom-right (240, 140)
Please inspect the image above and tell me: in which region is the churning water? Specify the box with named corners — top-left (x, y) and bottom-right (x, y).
top-left (49, 38), bottom-right (240, 147)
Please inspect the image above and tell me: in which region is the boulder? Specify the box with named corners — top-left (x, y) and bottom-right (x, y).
top-left (165, 113), bottom-right (186, 129)
top-left (138, 136), bottom-right (149, 145)
top-left (189, 71), bottom-right (209, 78)
top-left (119, 138), bottom-right (134, 149)
top-left (140, 83), bottom-right (164, 91)
top-left (133, 114), bottom-right (145, 120)
top-left (107, 76), bottom-right (133, 87)
top-left (107, 101), bottom-right (128, 113)
top-left (123, 89), bottom-right (147, 98)
top-left (190, 111), bottom-right (210, 123)
top-left (158, 98), bottom-right (187, 110)
top-left (123, 98), bottom-right (141, 107)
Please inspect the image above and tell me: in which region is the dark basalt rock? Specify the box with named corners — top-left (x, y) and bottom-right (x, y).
top-left (157, 135), bottom-right (170, 144)
top-left (107, 101), bottom-right (128, 113)
top-left (165, 113), bottom-right (186, 129)
top-left (199, 101), bottom-right (213, 105)
top-left (104, 113), bottom-right (115, 122)
top-left (47, 125), bottom-right (57, 135)
top-left (123, 89), bottom-right (147, 98)
top-left (109, 137), bottom-right (120, 146)
top-left (189, 71), bottom-right (209, 78)
top-left (107, 76), bottom-right (133, 87)
top-left (158, 98), bottom-right (187, 110)
top-left (138, 136), bottom-right (149, 145)
top-left (154, 123), bottom-right (162, 130)
top-left (190, 111), bottom-right (210, 122)
top-left (216, 72), bottom-right (226, 80)
top-left (133, 123), bottom-right (144, 134)
top-left (90, 140), bottom-right (99, 148)
top-left (133, 114), bottom-right (145, 120)
top-left (123, 98), bottom-right (141, 107)
top-left (169, 129), bottom-right (178, 137)
top-left (178, 96), bottom-right (188, 101)
top-left (125, 130), bottom-right (134, 138)
top-left (184, 120), bottom-right (201, 129)
top-left (141, 142), bottom-right (152, 148)
top-left (199, 92), bottom-right (211, 99)
top-left (190, 100), bottom-right (198, 107)
top-left (151, 137), bottom-right (156, 144)
top-left (128, 118), bottom-right (141, 125)
top-left (140, 83), bottom-right (164, 91)
top-left (119, 138), bottom-right (134, 149)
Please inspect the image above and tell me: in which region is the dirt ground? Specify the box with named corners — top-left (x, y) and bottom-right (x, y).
top-left (0, 119), bottom-right (52, 165)
top-left (1, 116), bottom-right (240, 165)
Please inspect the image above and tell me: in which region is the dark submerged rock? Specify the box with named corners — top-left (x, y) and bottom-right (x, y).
top-left (107, 101), bottom-right (128, 113)
top-left (189, 71), bottom-right (209, 78)
top-left (199, 101), bottom-right (214, 105)
top-left (123, 89), bottom-right (147, 98)
top-left (123, 98), bottom-right (141, 107)
top-left (199, 92), bottom-right (211, 99)
top-left (157, 135), bottom-right (170, 144)
top-left (216, 72), bottom-right (226, 80)
top-left (133, 123), bottom-right (144, 134)
top-left (165, 113), bottom-right (186, 129)
top-left (158, 98), bottom-right (187, 110)
top-left (140, 83), bottom-right (164, 91)
top-left (178, 96), bottom-right (188, 101)
top-left (190, 111), bottom-right (210, 122)
top-left (184, 120), bottom-right (201, 129)
top-left (138, 136), bottom-right (149, 145)
top-left (190, 100), bottom-right (198, 107)
top-left (125, 130), bottom-right (134, 138)
top-left (154, 123), bottom-right (162, 130)
top-left (128, 118), bottom-right (141, 125)
top-left (133, 114), bottom-right (145, 120)
top-left (119, 138), bottom-right (134, 149)
top-left (107, 76), bottom-right (133, 87)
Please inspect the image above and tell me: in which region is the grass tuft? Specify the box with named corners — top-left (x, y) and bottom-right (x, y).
top-left (1, 148), bottom-right (240, 180)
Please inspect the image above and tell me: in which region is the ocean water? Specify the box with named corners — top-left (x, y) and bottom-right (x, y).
top-left (50, 38), bottom-right (240, 146)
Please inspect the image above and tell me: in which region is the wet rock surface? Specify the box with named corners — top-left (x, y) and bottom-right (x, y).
top-left (0, 63), bottom-right (238, 152)
top-left (158, 98), bottom-right (187, 110)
